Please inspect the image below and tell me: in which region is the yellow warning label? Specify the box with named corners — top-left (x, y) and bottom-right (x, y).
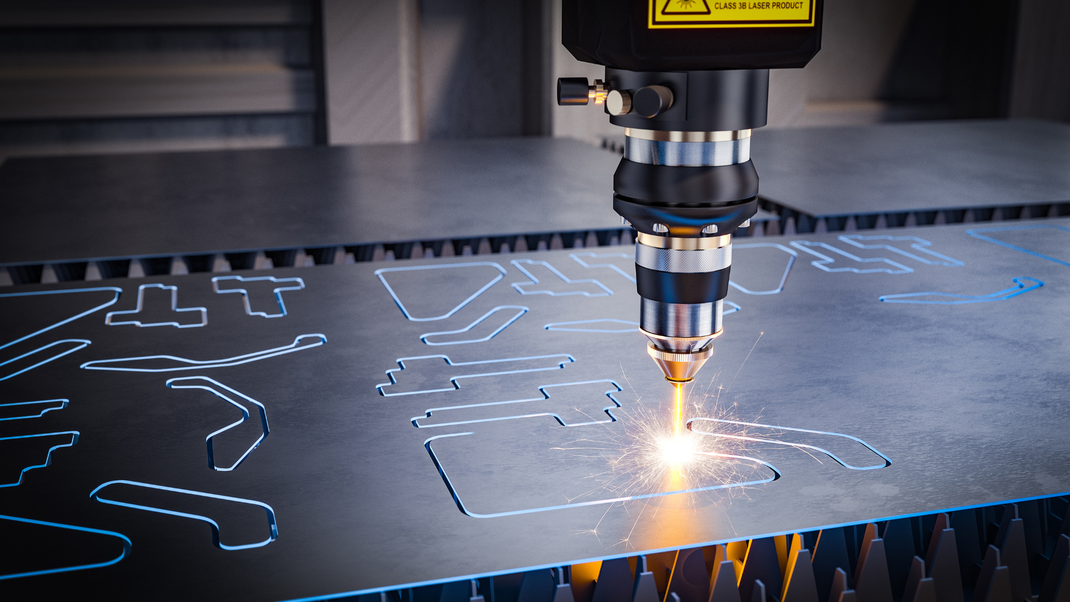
top-left (649, 0), bottom-right (815, 29)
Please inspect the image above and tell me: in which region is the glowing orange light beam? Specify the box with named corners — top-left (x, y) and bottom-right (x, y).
top-left (673, 382), bottom-right (683, 438)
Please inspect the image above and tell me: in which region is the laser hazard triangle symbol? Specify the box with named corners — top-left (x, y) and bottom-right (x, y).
top-left (661, 0), bottom-right (712, 15)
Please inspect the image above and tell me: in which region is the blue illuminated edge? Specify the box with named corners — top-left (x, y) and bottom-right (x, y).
top-left (688, 418), bottom-right (892, 470)
top-left (511, 259), bottom-right (613, 297)
top-left (375, 262), bottom-right (507, 322)
top-left (80, 334), bottom-right (326, 372)
top-left (569, 252), bottom-right (636, 284)
top-left (212, 275), bottom-right (306, 318)
top-left (790, 240), bottom-right (914, 274)
top-left (166, 377), bottom-right (269, 472)
top-left (879, 277), bottom-right (1044, 305)
top-left (966, 224), bottom-right (1070, 267)
top-left (0, 514), bottom-right (131, 581)
top-left (0, 399), bottom-right (68, 421)
top-left (0, 431), bottom-right (80, 488)
top-left (105, 283), bottom-right (207, 328)
top-left (421, 306), bottom-right (528, 346)
top-left (426, 431), bottom-right (780, 519)
top-left (1, 339), bottom-right (90, 381)
top-left (376, 354), bottom-right (576, 397)
top-left (730, 243), bottom-right (799, 295)
top-left (412, 380), bottom-right (623, 428)
top-left (90, 480), bottom-right (278, 551)
top-left (0, 287), bottom-right (121, 352)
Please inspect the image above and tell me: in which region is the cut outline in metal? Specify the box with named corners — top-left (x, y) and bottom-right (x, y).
top-left (688, 417), bottom-right (891, 470)
top-left (104, 283), bottom-right (207, 328)
top-left (879, 277), bottom-right (1045, 305)
top-left (0, 514), bottom-right (131, 580)
top-left (376, 262), bottom-right (507, 322)
top-left (89, 480), bottom-right (278, 551)
top-left (511, 259), bottom-right (613, 297)
top-left (0, 286), bottom-right (121, 352)
top-left (425, 429), bottom-right (780, 518)
top-left (0, 431), bottom-right (79, 488)
top-left (839, 234), bottom-right (964, 266)
top-left (212, 275), bottom-right (306, 318)
top-left (80, 334), bottom-right (326, 373)
top-left (420, 306), bottom-right (529, 346)
top-left (790, 240), bottom-right (913, 274)
top-left (570, 252), bottom-right (636, 283)
top-left (167, 377), bottom-right (270, 472)
top-left (1, 339), bottom-right (90, 382)
top-left (377, 354), bottom-right (576, 397)
top-left (730, 243), bottom-right (798, 294)
top-left (967, 224), bottom-right (1070, 267)
top-left (544, 319), bottom-right (639, 333)
top-left (0, 399), bottom-right (68, 421)
top-left (412, 380), bottom-right (624, 428)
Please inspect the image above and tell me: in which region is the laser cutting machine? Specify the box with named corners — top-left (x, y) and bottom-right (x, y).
top-left (557, 0), bottom-right (823, 386)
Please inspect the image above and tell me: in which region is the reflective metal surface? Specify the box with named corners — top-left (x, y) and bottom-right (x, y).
top-left (0, 138), bottom-right (777, 269)
top-left (1, 221), bottom-right (1068, 599)
top-left (752, 120), bottom-right (1070, 220)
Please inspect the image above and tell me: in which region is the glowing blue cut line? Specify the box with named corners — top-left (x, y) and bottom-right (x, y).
top-left (688, 417), bottom-right (891, 470)
top-left (0, 399), bottom-right (68, 421)
top-left (879, 277), bottom-right (1044, 305)
top-left (723, 300), bottom-right (741, 316)
top-left (426, 431), bottom-right (779, 518)
top-left (0, 287), bottom-right (121, 352)
top-left (80, 334), bottom-right (326, 373)
top-left (167, 377), bottom-right (269, 472)
top-left (421, 306), bottom-right (528, 346)
top-left (0, 431), bottom-right (79, 488)
top-left (511, 259), bottom-right (613, 297)
top-left (413, 380), bottom-right (623, 428)
top-left (570, 252), bottom-right (636, 283)
top-left (730, 243), bottom-right (798, 294)
top-left (90, 480), bottom-right (278, 550)
top-left (376, 262), bottom-right (507, 322)
top-left (105, 283), bottom-right (207, 328)
top-left (789, 241), bottom-right (914, 274)
top-left (212, 275), bottom-right (306, 318)
top-left (839, 235), bottom-right (963, 266)
top-left (545, 319), bottom-right (638, 333)
top-left (377, 354), bottom-right (576, 397)
top-left (1, 339), bottom-right (90, 382)
top-left (0, 514), bottom-right (130, 580)
top-left (967, 224), bottom-right (1070, 267)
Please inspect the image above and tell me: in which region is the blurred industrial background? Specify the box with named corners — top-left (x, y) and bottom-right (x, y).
top-left (0, 0), bottom-right (1067, 163)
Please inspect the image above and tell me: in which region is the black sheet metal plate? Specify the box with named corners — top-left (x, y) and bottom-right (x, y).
top-left (0, 220), bottom-right (1068, 599)
top-left (0, 138), bottom-right (772, 268)
top-left (752, 120), bottom-right (1070, 218)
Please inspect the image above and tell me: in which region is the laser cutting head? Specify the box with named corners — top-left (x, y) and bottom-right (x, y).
top-left (558, 0), bottom-right (824, 386)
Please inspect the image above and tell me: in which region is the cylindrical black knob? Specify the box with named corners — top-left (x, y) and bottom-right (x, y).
top-left (633, 85), bottom-right (674, 118)
top-left (557, 77), bottom-right (590, 106)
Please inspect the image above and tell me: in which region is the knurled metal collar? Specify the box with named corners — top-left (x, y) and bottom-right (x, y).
top-left (636, 232), bottom-right (731, 250)
top-left (646, 341), bottom-right (715, 363)
top-left (625, 129), bottom-right (752, 142)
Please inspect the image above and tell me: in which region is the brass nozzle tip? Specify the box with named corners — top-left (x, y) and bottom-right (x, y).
top-left (646, 342), bottom-right (715, 383)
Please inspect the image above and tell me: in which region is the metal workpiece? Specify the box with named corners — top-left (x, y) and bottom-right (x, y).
top-left (751, 120), bottom-right (1070, 232)
top-left (3, 220), bottom-right (1070, 599)
top-left (0, 138), bottom-right (628, 270)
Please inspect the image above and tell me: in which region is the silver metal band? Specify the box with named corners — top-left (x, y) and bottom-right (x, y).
top-left (640, 299), bottom-right (723, 339)
top-left (625, 136), bottom-right (750, 167)
top-left (635, 242), bottom-right (732, 273)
